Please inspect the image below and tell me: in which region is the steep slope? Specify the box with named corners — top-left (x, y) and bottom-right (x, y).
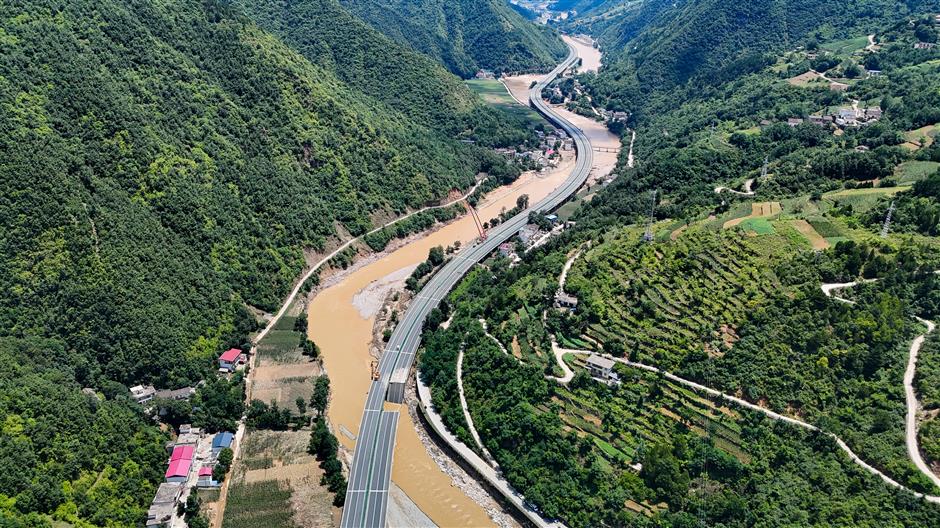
top-left (236, 0), bottom-right (535, 145)
top-left (235, 0), bottom-right (475, 130)
top-left (339, 0), bottom-right (568, 77)
top-left (0, 0), bottom-right (504, 522)
top-left (576, 0), bottom-right (935, 91)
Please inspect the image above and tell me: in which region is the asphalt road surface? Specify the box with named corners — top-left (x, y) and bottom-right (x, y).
top-left (341, 43), bottom-right (595, 528)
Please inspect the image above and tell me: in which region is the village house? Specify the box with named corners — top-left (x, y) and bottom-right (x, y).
top-left (165, 444), bottom-right (194, 484)
top-left (586, 354), bottom-right (616, 381)
top-left (218, 347), bottom-right (243, 373)
top-left (155, 387), bottom-right (196, 401)
top-left (554, 291), bottom-right (579, 311)
top-left (197, 465), bottom-right (219, 488)
top-left (474, 69), bottom-right (495, 79)
top-left (175, 425), bottom-right (203, 447)
top-left (211, 431), bottom-right (234, 455)
top-left (130, 384), bottom-right (156, 404)
top-left (914, 42), bottom-right (937, 49)
top-left (517, 225), bottom-right (541, 246)
top-left (498, 242), bottom-right (516, 258)
top-left (146, 482), bottom-right (182, 527)
top-left (786, 118), bottom-right (804, 127)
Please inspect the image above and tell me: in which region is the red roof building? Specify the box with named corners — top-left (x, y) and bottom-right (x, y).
top-left (165, 458), bottom-right (192, 481)
top-left (219, 348), bottom-right (241, 363)
top-left (198, 466), bottom-right (213, 477)
top-left (170, 445), bottom-right (194, 462)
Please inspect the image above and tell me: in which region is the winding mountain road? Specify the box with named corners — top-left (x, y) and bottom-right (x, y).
top-left (822, 280), bottom-right (940, 492)
top-left (342, 43), bottom-right (594, 527)
top-left (542, 278), bottom-right (940, 505)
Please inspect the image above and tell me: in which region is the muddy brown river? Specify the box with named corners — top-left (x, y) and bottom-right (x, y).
top-left (308, 45), bottom-right (617, 527)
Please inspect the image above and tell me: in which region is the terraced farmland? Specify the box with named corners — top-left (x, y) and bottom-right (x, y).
top-left (550, 358), bottom-right (751, 467)
top-left (565, 229), bottom-right (790, 368)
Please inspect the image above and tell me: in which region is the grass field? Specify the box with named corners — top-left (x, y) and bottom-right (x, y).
top-left (823, 186), bottom-right (911, 214)
top-left (723, 201), bottom-right (782, 229)
top-left (738, 217), bottom-right (775, 234)
top-left (465, 78), bottom-right (546, 127)
top-left (788, 219), bottom-right (830, 249)
top-left (895, 161), bottom-right (940, 184)
top-left (903, 123), bottom-right (940, 150)
top-left (223, 480), bottom-right (296, 528)
top-left (820, 35), bottom-right (869, 55)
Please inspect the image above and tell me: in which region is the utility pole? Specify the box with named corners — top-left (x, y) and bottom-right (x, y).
top-left (643, 190), bottom-right (657, 242)
top-left (880, 201), bottom-right (895, 238)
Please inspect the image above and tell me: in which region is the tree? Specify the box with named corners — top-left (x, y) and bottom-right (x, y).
top-left (428, 246), bottom-right (445, 266)
top-left (310, 376), bottom-right (331, 416)
top-left (302, 339), bottom-right (320, 359)
top-left (296, 397), bottom-right (307, 415)
top-left (293, 313), bottom-right (308, 335)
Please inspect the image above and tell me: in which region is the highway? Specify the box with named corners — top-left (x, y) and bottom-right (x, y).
top-left (341, 42), bottom-right (594, 528)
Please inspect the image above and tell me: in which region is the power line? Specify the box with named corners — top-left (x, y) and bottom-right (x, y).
top-left (880, 201), bottom-right (895, 238)
top-left (643, 190), bottom-right (657, 242)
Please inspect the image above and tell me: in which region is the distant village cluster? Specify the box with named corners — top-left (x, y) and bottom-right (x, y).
top-left (131, 347), bottom-right (247, 527)
top-left (782, 105), bottom-right (883, 131)
top-left (494, 126), bottom-right (574, 170)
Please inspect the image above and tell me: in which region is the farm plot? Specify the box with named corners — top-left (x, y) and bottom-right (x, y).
top-left (723, 202), bottom-right (782, 229)
top-left (895, 160), bottom-right (940, 184)
top-left (788, 219), bottom-right (830, 250)
top-left (226, 430), bottom-right (335, 528)
top-left (223, 480), bottom-right (296, 528)
top-left (566, 229), bottom-right (789, 369)
top-left (542, 361), bottom-right (751, 514)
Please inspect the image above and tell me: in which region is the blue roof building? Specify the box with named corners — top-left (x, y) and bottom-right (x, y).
top-left (212, 432), bottom-right (234, 453)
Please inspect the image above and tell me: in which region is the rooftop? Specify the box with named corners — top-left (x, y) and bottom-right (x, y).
top-left (219, 348), bottom-right (241, 363)
top-left (212, 432), bottom-right (234, 449)
top-left (170, 444), bottom-right (194, 461)
top-left (586, 354), bottom-right (616, 370)
top-left (165, 458), bottom-right (192, 479)
top-left (152, 482), bottom-right (183, 504)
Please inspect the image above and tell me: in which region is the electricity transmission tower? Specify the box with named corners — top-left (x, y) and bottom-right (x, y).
top-left (760, 156), bottom-right (769, 180)
top-left (880, 201), bottom-right (896, 238)
top-left (643, 190), bottom-right (657, 242)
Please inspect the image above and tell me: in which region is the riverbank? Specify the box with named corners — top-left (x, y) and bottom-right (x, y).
top-left (308, 151), bottom-right (577, 527)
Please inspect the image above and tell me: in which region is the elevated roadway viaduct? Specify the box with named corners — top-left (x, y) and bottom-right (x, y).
top-left (341, 43), bottom-right (595, 528)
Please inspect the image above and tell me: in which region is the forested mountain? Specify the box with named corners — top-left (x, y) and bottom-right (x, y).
top-left (0, 0), bottom-right (534, 524)
top-left (338, 0), bottom-right (568, 77)
top-left (414, 1), bottom-right (940, 526)
top-left (235, 0), bottom-right (537, 145)
top-left (561, 0), bottom-right (935, 96)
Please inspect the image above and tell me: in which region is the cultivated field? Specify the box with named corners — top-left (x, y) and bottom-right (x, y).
top-left (566, 229), bottom-right (788, 369)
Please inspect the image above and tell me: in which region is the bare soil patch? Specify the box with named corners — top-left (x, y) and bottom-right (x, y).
top-left (790, 219), bottom-right (830, 250)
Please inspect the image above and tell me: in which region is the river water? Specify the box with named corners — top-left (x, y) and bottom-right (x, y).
top-left (308, 44), bottom-right (617, 527)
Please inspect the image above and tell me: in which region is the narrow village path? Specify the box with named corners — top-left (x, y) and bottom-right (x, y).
top-left (548, 346), bottom-right (940, 504)
top-left (254, 178), bottom-right (485, 344)
top-left (822, 280), bottom-right (940, 491)
top-left (456, 341), bottom-right (498, 466)
top-left (715, 178), bottom-right (755, 196)
top-left (627, 130), bottom-right (636, 168)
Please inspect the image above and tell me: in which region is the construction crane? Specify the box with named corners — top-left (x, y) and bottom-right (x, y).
top-left (643, 190), bottom-right (657, 242)
top-left (880, 201), bottom-right (896, 238)
top-left (448, 188), bottom-right (487, 241)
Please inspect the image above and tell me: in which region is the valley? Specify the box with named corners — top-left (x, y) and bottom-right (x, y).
top-left (2, 1), bottom-right (940, 528)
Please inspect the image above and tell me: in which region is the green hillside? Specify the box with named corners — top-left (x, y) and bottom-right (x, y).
top-left (339, 0), bottom-right (568, 77)
top-left (235, 0), bottom-right (538, 147)
top-left (0, 0), bottom-right (527, 523)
